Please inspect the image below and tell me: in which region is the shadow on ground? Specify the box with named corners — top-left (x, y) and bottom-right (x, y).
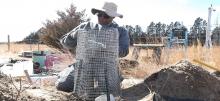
top-left (121, 82), bottom-right (150, 101)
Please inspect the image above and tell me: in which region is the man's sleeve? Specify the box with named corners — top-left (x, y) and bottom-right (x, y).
top-left (118, 27), bottom-right (130, 57)
top-left (60, 26), bottom-right (79, 50)
top-left (60, 22), bottom-right (91, 50)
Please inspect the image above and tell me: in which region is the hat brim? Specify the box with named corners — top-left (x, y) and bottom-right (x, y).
top-left (91, 8), bottom-right (123, 18)
top-left (91, 9), bottom-right (102, 15)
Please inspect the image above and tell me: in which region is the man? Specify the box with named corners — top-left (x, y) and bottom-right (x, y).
top-left (59, 2), bottom-right (129, 100)
top-left (60, 2), bottom-right (129, 57)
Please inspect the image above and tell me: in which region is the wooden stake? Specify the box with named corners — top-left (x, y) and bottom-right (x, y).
top-left (24, 70), bottom-right (32, 84)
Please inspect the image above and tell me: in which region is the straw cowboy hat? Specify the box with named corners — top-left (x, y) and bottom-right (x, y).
top-left (91, 2), bottom-right (123, 18)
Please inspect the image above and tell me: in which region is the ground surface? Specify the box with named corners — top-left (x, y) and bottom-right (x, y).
top-left (1, 59), bottom-right (220, 101)
top-left (0, 44), bottom-right (220, 101)
top-left (121, 60), bottom-right (220, 101)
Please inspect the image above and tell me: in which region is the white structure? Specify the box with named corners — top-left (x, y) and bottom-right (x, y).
top-left (205, 5), bottom-right (216, 48)
top-left (0, 60), bottom-right (33, 77)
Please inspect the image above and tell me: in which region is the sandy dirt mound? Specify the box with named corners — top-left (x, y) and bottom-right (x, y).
top-left (144, 60), bottom-right (220, 101)
top-left (0, 73), bottom-right (83, 101)
top-left (0, 73), bottom-right (44, 101)
top-left (119, 59), bottom-right (142, 78)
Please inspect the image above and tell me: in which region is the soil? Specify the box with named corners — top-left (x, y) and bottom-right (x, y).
top-left (0, 73), bottom-right (42, 101)
top-left (1, 59), bottom-right (220, 101)
top-left (144, 60), bottom-right (220, 101)
top-left (0, 72), bottom-right (82, 101)
top-left (119, 59), bottom-right (140, 77)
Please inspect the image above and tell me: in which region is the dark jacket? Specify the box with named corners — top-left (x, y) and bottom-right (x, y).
top-left (60, 22), bottom-right (129, 57)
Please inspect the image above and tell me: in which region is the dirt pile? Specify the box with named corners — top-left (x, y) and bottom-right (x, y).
top-left (0, 73), bottom-right (46, 101)
top-left (119, 59), bottom-right (140, 77)
top-left (144, 60), bottom-right (220, 101)
top-left (0, 72), bottom-right (83, 101)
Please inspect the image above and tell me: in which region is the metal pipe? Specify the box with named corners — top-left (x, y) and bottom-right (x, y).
top-left (193, 59), bottom-right (220, 72)
top-left (105, 64), bottom-right (110, 101)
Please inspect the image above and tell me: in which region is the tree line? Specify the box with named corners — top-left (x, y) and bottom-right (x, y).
top-left (22, 4), bottom-right (220, 51)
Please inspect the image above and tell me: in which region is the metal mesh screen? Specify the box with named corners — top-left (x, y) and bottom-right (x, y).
top-left (74, 28), bottom-right (120, 100)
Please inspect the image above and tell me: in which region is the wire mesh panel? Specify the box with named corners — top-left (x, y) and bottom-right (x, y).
top-left (74, 28), bottom-right (120, 100)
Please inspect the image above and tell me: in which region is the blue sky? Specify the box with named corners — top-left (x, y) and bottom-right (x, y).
top-left (0, 0), bottom-right (219, 42)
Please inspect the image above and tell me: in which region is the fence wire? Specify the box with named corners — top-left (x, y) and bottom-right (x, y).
top-left (74, 28), bottom-right (120, 100)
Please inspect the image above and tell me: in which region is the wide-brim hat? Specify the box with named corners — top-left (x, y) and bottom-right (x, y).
top-left (91, 2), bottom-right (123, 18)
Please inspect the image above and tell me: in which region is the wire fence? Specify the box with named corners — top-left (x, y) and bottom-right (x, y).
top-left (74, 28), bottom-right (120, 100)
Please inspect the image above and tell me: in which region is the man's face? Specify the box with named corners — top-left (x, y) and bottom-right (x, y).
top-left (97, 12), bottom-right (114, 25)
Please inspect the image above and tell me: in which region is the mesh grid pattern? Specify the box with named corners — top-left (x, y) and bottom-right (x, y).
top-left (74, 28), bottom-right (120, 100)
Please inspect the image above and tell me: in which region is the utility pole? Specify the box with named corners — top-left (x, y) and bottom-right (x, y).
top-left (29, 38), bottom-right (32, 51)
top-left (205, 5), bottom-right (216, 48)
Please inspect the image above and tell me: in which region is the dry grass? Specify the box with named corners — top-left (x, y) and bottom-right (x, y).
top-left (0, 43), bottom-right (56, 53)
top-left (123, 44), bottom-right (220, 78)
top-left (0, 43), bottom-right (57, 59)
top-left (1, 43), bottom-right (219, 77)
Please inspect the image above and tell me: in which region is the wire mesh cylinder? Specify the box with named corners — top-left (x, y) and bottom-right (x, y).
top-left (74, 28), bottom-right (120, 100)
